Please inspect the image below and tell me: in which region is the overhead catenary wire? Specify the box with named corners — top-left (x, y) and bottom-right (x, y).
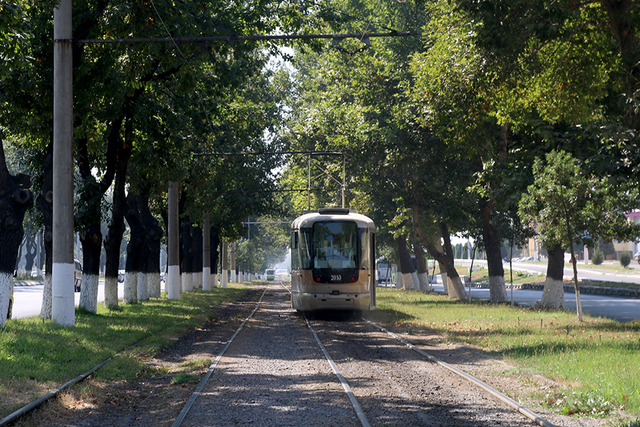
top-left (77, 31), bottom-right (414, 45)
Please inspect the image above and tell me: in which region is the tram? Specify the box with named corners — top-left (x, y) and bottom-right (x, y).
top-left (290, 208), bottom-right (376, 312)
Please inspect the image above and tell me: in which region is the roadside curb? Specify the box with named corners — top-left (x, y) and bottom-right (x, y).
top-left (12, 281), bottom-right (44, 287)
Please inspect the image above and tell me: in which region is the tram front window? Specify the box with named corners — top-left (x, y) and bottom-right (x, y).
top-left (313, 221), bottom-right (358, 269)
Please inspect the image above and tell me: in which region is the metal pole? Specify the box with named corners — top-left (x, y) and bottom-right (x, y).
top-left (167, 182), bottom-right (180, 299)
top-left (52, 0), bottom-right (75, 326)
top-left (341, 155), bottom-right (345, 208)
top-left (307, 153), bottom-right (311, 211)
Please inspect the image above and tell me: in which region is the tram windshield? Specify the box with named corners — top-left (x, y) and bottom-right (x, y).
top-left (312, 221), bottom-right (358, 269)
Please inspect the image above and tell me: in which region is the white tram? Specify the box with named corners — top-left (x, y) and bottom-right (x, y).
top-left (290, 208), bottom-right (376, 312)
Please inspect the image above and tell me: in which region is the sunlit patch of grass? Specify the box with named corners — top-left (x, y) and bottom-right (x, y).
top-left (364, 287), bottom-right (640, 418)
top-left (0, 286), bottom-right (252, 418)
top-left (171, 373), bottom-right (201, 385)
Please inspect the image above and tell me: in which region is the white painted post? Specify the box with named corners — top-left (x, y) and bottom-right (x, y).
top-left (52, 0), bottom-right (75, 326)
top-left (167, 182), bottom-right (181, 299)
top-left (203, 215), bottom-right (211, 290)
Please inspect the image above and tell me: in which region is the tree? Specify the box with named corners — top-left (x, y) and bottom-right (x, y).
top-left (519, 150), bottom-right (640, 321)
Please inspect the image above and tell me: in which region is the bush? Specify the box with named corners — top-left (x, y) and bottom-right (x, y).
top-left (620, 251), bottom-right (632, 267)
top-left (592, 248), bottom-right (604, 265)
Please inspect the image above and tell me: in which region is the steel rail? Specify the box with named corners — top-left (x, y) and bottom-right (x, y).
top-left (279, 282), bottom-right (370, 427)
top-left (172, 286), bottom-right (270, 427)
top-left (363, 319), bottom-right (556, 427)
top-left (0, 302), bottom-right (221, 426)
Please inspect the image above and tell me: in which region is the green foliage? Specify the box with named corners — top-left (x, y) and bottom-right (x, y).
top-left (519, 150), bottom-right (640, 250)
top-left (620, 252), bottom-right (632, 268)
top-left (592, 248), bottom-right (604, 265)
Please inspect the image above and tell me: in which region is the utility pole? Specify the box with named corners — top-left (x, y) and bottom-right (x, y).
top-left (202, 215), bottom-right (211, 290)
top-left (52, 0), bottom-right (75, 326)
top-left (167, 182), bottom-right (180, 299)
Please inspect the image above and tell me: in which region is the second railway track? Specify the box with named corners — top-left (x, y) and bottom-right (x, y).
top-left (174, 284), bottom-right (554, 426)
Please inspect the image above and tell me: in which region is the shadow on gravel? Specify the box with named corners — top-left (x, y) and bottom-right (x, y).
top-left (301, 310), bottom-right (363, 322)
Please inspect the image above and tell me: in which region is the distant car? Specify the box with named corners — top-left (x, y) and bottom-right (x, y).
top-left (74, 260), bottom-right (82, 292)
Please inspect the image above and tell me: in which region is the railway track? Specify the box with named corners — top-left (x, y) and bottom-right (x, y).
top-left (173, 283), bottom-right (554, 426)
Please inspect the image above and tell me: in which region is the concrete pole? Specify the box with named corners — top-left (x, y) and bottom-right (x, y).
top-left (52, 0), bottom-right (75, 326)
top-left (202, 215), bottom-right (211, 290)
top-left (167, 182), bottom-right (180, 299)
top-left (230, 242), bottom-right (236, 283)
top-left (221, 241), bottom-right (228, 288)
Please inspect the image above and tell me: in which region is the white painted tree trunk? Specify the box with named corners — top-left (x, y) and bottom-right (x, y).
top-left (441, 272), bottom-right (449, 294)
top-left (448, 275), bottom-right (467, 300)
top-left (137, 272), bottom-right (149, 301)
top-left (410, 272), bottom-right (420, 290)
top-left (203, 267), bottom-right (211, 290)
top-left (193, 272), bottom-right (202, 289)
top-left (221, 270), bottom-right (228, 288)
top-left (148, 272), bottom-right (161, 298)
top-left (231, 270), bottom-right (237, 283)
top-left (124, 272), bottom-right (138, 304)
top-left (167, 265), bottom-right (180, 300)
top-left (489, 275), bottom-right (508, 303)
top-left (41, 273), bottom-right (53, 320)
top-left (211, 273), bottom-right (218, 288)
top-left (540, 278), bottom-right (565, 308)
top-left (418, 272), bottom-right (430, 291)
top-left (104, 276), bottom-right (119, 309)
top-left (183, 272), bottom-right (194, 292)
top-left (79, 274), bottom-right (99, 313)
top-left (401, 273), bottom-right (413, 290)
top-left (0, 272), bottom-right (13, 328)
top-left (395, 272), bottom-right (403, 288)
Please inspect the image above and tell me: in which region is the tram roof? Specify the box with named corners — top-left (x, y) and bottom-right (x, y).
top-left (291, 208), bottom-right (375, 230)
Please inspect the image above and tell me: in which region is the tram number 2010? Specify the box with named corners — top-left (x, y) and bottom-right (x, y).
top-left (330, 274), bottom-right (342, 282)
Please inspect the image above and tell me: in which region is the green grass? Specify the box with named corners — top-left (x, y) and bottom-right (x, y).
top-left (0, 285), bottom-right (251, 417)
top-left (365, 288), bottom-right (640, 419)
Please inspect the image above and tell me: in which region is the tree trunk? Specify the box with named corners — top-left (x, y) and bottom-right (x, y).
top-left (124, 193), bottom-right (146, 304)
top-left (141, 196), bottom-right (162, 298)
top-left (192, 225), bottom-right (203, 289)
top-left (411, 206), bottom-right (467, 300)
top-left (480, 197), bottom-right (507, 303)
top-left (180, 214), bottom-right (194, 293)
top-left (210, 227), bottom-right (220, 287)
top-left (78, 223), bottom-right (102, 313)
top-left (412, 235), bottom-right (430, 291)
top-left (104, 142), bottom-right (131, 309)
top-left (396, 236), bottom-right (418, 290)
top-left (540, 243), bottom-right (565, 308)
top-left (36, 144), bottom-right (54, 320)
top-left (0, 139), bottom-right (33, 327)
top-left (24, 234), bottom-right (37, 273)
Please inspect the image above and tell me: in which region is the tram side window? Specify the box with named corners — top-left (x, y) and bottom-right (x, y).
top-left (291, 231), bottom-right (300, 270)
top-left (300, 228), bottom-right (312, 269)
top-left (313, 221), bottom-right (358, 269)
top-left (359, 228), bottom-right (370, 270)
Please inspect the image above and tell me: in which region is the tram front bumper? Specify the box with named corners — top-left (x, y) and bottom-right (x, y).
top-left (295, 292), bottom-right (371, 311)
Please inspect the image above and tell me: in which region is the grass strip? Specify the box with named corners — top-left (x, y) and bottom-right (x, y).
top-left (0, 285), bottom-right (251, 418)
top-left (365, 288), bottom-right (640, 421)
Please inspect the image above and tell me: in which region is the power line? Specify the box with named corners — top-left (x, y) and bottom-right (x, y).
top-left (77, 31), bottom-right (415, 45)
top-left (192, 150), bottom-right (344, 157)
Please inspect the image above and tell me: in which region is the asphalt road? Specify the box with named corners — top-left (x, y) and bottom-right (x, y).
top-left (11, 280), bottom-right (125, 320)
top-left (446, 259), bottom-right (640, 322)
